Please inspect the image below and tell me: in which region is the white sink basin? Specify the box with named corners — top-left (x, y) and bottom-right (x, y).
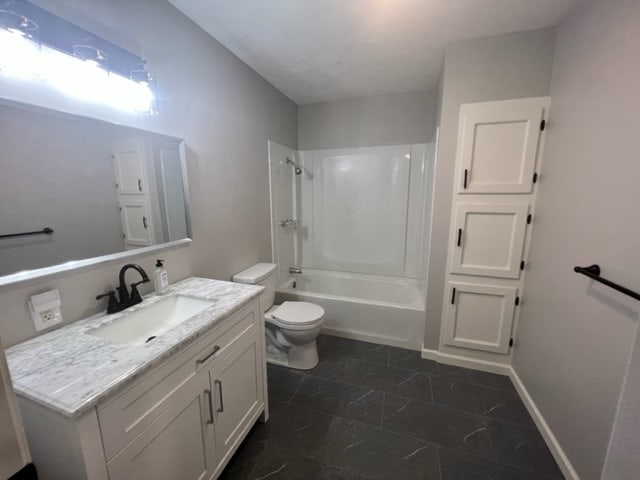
top-left (89, 295), bottom-right (214, 346)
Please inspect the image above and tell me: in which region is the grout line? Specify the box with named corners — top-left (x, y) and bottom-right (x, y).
top-left (288, 373), bottom-right (305, 403)
top-left (270, 394), bottom-right (544, 475)
top-left (246, 441), bottom-right (268, 479)
top-left (434, 445), bottom-right (443, 480)
top-left (427, 374), bottom-right (435, 404)
top-left (427, 396), bottom-right (537, 431)
top-left (277, 394), bottom-right (433, 445)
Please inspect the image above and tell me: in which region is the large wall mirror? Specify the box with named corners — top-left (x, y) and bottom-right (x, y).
top-left (0, 101), bottom-right (191, 283)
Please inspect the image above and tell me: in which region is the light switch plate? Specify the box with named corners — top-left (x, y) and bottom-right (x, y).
top-left (29, 289), bottom-right (63, 332)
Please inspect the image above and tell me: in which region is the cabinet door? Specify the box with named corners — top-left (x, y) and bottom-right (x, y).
top-left (457, 100), bottom-right (545, 194)
top-left (451, 203), bottom-right (529, 279)
top-left (107, 374), bottom-right (216, 480)
top-left (210, 335), bottom-right (263, 470)
top-left (119, 197), bottom-right (153, 246)
top-left (443, 282), bottom-right (517, 354)
top-left (113, 138), bottom-right (148, 195)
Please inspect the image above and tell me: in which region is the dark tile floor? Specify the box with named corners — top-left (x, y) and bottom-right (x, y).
top-left (221, 335), bottom-right (564, 480)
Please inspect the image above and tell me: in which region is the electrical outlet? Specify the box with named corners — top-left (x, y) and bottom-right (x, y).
top-left (29, 290), bottom-right (63, 332)
top-left (40, 308), bottom-right (56, 323)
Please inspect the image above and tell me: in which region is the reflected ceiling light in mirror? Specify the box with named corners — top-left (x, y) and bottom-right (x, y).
top-left (0, 9), bottom-right (40, 78)
top-left (0, 10), bottom-right (156, 114)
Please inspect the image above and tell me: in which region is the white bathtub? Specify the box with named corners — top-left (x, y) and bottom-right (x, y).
top-left (275, 269), bottom-right (426, 350)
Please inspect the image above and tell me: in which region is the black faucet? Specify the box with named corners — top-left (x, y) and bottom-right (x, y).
top-left (96, 264), bottom-right (150, 314)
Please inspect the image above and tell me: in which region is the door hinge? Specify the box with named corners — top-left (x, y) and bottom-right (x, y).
top-left (532, 172), bottom-right (538, 184)
top-left (520, 260), bottom-right (526, 271)
top-left (451, 288), bottom-right (456, 305)
top-left (526, 214), bottom-right (532, 224)
top-left (509, 338), bottom-right (514, 347)
top-left (515, 296), bottom-right (520, 306)
top-left (540, 119), bottom-right (546, 131)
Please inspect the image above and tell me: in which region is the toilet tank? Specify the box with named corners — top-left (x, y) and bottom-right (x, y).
top-left (232, 263), bottom-right (278, 314)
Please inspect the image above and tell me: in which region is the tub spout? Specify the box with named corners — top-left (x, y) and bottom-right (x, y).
top-left (289, 267), bottom-right (302, 274)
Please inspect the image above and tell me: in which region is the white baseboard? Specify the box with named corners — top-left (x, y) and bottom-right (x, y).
top-left (509, 368), bottom-right (579, 480)
top-left (422, 346), bottom-right (579, 479)
top-left (321, 327), bottom-right (414, 350)
top-left (421, 346), bottom-right (511, 375)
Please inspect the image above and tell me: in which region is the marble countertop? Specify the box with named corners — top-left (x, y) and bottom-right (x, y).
top-left (6, 277), bottom-right (263, 419)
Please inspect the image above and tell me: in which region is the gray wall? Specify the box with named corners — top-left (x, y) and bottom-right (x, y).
top-left (424, 28), bottom-right (557, 349)
top-left (0, 0), bottom-right (297, 347)
top-left (298, 90), bottom-right (437, 150)
top-left (602, 327), bottom-right (640, 479)
top-left (512, 1), bottom-right (640, 478)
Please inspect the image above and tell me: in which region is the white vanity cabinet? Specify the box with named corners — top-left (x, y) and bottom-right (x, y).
top-left (106, 374), bottom-right (216, 480)
top-left (17, 297), bottom-right (267, 480)
top-left (208, 335), bottom-right (264, 476)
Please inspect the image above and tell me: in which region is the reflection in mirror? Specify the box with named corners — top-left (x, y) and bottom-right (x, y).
top-left (0, 102), bottom-right (190, 277)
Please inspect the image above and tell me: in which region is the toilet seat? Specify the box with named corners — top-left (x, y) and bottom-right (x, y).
top-left (266, 302), bottom-right (325, 330)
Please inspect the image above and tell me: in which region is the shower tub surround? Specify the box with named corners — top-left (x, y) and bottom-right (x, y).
top-left (277, 269), bottom-right (425, 350)
top-left (268, 142), bottom-right (435, 350)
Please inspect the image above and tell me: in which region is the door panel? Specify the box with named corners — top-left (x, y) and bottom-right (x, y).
top-left (451, 203), bottom-right (529, 278)
top-left (210, 336), bottom-right (263, 469)
top-left (112, 139), bottom-right (147, 195)
top-left (107, 375), bottom-right (215, 480)
top-left (120, 197), bottom-right (152, 246)
top-left (444, 282), bottom-right (517, 354)
top-left (457, 102), bottom-right (544, 194)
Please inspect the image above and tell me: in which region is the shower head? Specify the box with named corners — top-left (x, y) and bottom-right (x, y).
top-left (286, 157), bottom-right (303, 175)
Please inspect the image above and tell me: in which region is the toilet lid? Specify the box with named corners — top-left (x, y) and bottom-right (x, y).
top-left (271, 302), bottom-right (324, 325)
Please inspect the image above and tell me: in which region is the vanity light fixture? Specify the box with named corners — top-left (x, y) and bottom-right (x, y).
top-left (0, 9), bottom-right (40, 78)
top-left (0, 2), bottom-right (157, 114)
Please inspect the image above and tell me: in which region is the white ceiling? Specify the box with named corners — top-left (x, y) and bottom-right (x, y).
top-left (169, 0), bottom-right (582, 105)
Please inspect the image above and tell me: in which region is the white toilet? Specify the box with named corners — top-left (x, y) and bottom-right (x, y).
top-left (233, 263), bottom-right (324, 370)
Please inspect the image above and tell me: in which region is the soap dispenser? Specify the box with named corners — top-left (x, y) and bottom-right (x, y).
top-left (155, 259), bottom-right (169, 295)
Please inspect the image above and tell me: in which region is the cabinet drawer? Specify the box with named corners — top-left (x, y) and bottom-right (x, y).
top-left (98, 301), bottom-right (259, 460)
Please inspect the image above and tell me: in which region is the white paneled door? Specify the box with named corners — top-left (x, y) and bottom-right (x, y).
top-left (444, 282), bottom-right (518, 354)
top-left (442, 97), bottom-right (549, 356)
top-left (457, 101), bottom-right (545, 194)
top-left (112, 139), bottom-right (148, 195)
top-left (451, 203), bottom-right (530, 279)
top-left (112, 137), bottom-right (155, 248)
top-left (210, 336), bottom-right (263, 469)
top-left (106, 374), bottom-right (215, 480)
top-left (119, 197), bottom-right (153, 246)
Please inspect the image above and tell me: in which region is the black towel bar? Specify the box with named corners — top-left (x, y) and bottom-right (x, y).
top-left (574, 264), bottom-right (640, 301)
top-left (0, 228), bottom-right (54, 239)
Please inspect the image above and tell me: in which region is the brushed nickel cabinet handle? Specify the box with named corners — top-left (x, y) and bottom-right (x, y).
top-left (204, 389), bottom-right (214, 424)
top-left (215, 379), bottom-right (224, 413)
top-left (196, 345), bottom-right (221, 365)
